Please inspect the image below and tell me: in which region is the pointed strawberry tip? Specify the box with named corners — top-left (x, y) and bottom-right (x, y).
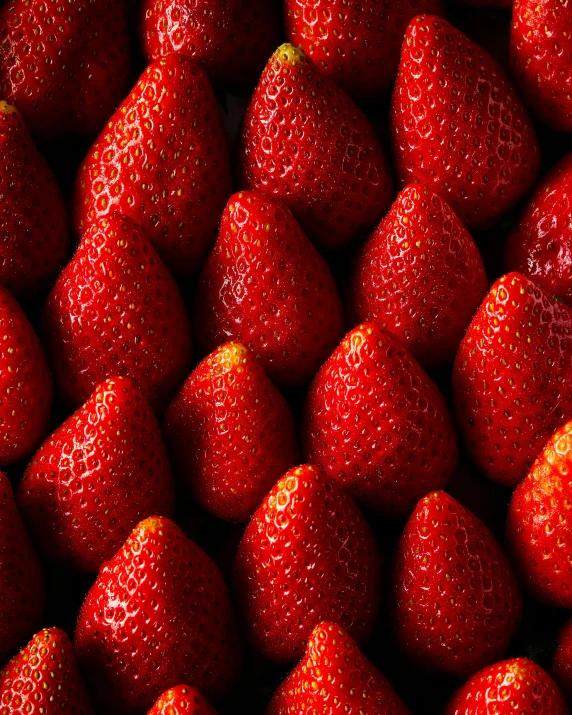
top-left (274, 43), bottom-right (307, 67)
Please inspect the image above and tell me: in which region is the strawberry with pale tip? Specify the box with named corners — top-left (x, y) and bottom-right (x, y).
top-left (148, 685), bottom-right (218, 715)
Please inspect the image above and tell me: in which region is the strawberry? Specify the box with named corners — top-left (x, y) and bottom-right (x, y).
top-left (42, 215), bottom-right (192, 414)
top-left (0, 0), bottom-right (131, 142)
top-left (445, 658), bottom-right (569, 714)
top-left (139, 0), bottom-right (281, 93)
top-left (73, 54), bottom-right (232, 276)
top-left (148, 686), bottom-right (217, 715)
top-left (347, 184), bottom-right (488, 369)
top-left (193, 190), bottom-right (345, 388)
top-left (75, 515), bottom-right (242, 714)
top-left (0, 102), bottom-right (69, 299)
top-left (453, 272), bottom-right (572, 488)
top-left (163, 341), bottom-right (299, 522)
top-left (266, 621), bottom-right (410, 715)
top-left (390, 15), bottom-right (540, 231)
top-left (0, 285), bottom-right (52, 466)
top-left (0, 628), bottom-right (94, 715)
top-left (17, 377), bottom-right (175, 572)
top-left (302, 323), bottom-right (458, 517)
top-left (236, 44), bottom-right (394, 252)
top-left (505, 155), bottom-right (572, 303)
top-left (284, 0), bottom-right (444, 103)
top-left (392, 491), bottom-right (523, 678)
top-left (553, 617), bottom-right (572, 703)
top-left (0, 471), bottom-right (44, 663)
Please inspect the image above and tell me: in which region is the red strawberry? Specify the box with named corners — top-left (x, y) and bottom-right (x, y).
top-left (390, 15), bottom-right (540, 231)
top-left (164, 341), bottom-right (299, 522)
top-left (194, 190), bottom-right (345, 387)
top-left (75, 515), bottom-right (242, 714)
top-left (453, 272), bottom-right (572, 488)
top-left (505, 155), bottom-right (572, 303)
top-left (0, 471), bottom-right (44, 663)
top-left (42, 215), bottom-right (192, 414)
top-left (553, 617), bottom-right (572, 702)
top-left (0, 285), bottom-right (52, 466)
top-left (348, 184), bottom-right (488, 369)
top-left (302, 323), bottom-right (458, 517)
top-left (0, 628), bottom-right (93, 714)
top-left (17, 377), bottom-right (175, 572)
top-left (266, 621), bottom-right (410, 715)
top-left (284, 0), bottom-right (444, 103)
top-left (236, 44), bottom-right (394, 252)
top-left (392, 491), bottom-right (522, 678)
top-left (233, 464), bottom-right (381, 663)
top-left (139, 0), bottom-right (280, 93)
top-left (148, 686), bottom-right (217, 715)
top-left (0, 0), bottom-right (131, 142)
top-left (73, 54), bottom-right (232, 276)
top-left (445, 658), bottom-right (569, 714)
top-left (0, 102), bottom-right (69, 299)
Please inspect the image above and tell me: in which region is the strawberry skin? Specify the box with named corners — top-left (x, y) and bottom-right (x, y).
top-left (73, 54), bottom-right (232, 276)
top-left (164, 341), bottom-right (299, 522)
top-left (453, 272), bottom-right (572, 488)
top-left (0, 285), bottom-right (52, 466)
top-left (392, 491), bottom-right (522, 678)
top-left (148, 686), bottom-right (217, 715)
top-left (17, 377), bottom-right (175, 572)
top-left (194, 190), bottom-right (345, 388)
top-left (391, 16), bottom-right (540, 231)
top-left (0, 0), bottom-right (131, 142)
top-left (348, 184), bottom-right (488, 369)
top-left (75, 515), bottom-right (242, 714)
top-left (553, 617), bottom-right (572, 703)
top-left (42, 215), bottom-right (192, 414)
top-left (233, 464), bottom-right (381, 663)
top-left (236, 44), bottom-right (394, 252)
top-left (0, 472), bottom-right (44, 663)
top-left (302, 323), bottom-right (458, 516)
top-left (266, 621), bottom-right (410, 715)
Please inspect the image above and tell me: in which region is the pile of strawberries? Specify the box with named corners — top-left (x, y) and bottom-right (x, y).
top-left (2, 0), bottom-right (572, 713)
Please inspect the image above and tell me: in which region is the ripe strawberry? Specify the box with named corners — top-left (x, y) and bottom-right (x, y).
top-left (75, 515), bottom-right (242, 714)
top-left (0, 102), bottom-right (69, 299)
top-left (73, 54), bottom-right (232, 276)
top-left (453, 272), bottom-right (572, 488)
top-left (0, 285), bottom-right (52, 466)
top-left (348, 184), bottom-right (488, 369)
top-left (553, 617), bottom-right (572, 702)
top-left (139, 0), bottom-right (280, 93)
top-left (194, 190), bottom-right (345, 388)
top-left (0, 472), bottom-right (44, 663)
top-left (302, 323), bottom-right (458, 517)
top-left (236, 44), bottom-right (394, 252)
top-left (392, 491), bottom-right (522, 678)
top-left (42, 215), bottom-right (192, 414)
top-left (164, 341), bottom-right (299, 522)
top-left (445, 658), bottom-right (569, 714)
top-left (0, 0), bottom-right (131, 142)
top-left (505, 155), bottom-right (572, 303)
top-left (233, 464), bottom-right (381, 663)
top-left (0, 628), bottom-right (94, 715)
top-left (390, 15), bottom-right (540, 231)
top-left (148, 686), bottom-right (217, 715)
top-left (284, 0), bottom-right (444, 103)
top-left (266, 621), bottom-right (410, 715)
top-left (17, 377), bottom-right (175, 572)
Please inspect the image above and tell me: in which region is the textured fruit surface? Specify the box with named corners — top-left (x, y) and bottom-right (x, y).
top-left (348, 185), bottom-right (488, 369)
top-left (164, 342), bottom-right (299, 522)
top-left (392, 491), bottom-right (522, 678)
top-left (194, 190), bottom-right (345, 387)
top-left (233, 464), bottom-right (381, 663)
top-left (75, 516), bottom-right (242, 714)
top-left (303, 323), bottom-right (458, 516)
top-left (267, 622), bottom-right (410, 715)
top-left (18, 377), bottom-right (175, 572)
top-left (391, 15), bottom-right (540, 231)
top-left (453, 273), bottom-right (572, 487)
top-left (43, 215), bottom-right (192, 414)
top-left (148, 685), bottom-right (217, 715)
top-left (553, 617), bottom-right (572, 702)
top-left (73, 54), bottom-right (232, 275)
top-left (237, 44), bottom-right (393, 251)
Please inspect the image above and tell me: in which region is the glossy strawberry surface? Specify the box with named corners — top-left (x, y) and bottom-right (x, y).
top-left (148, 686), bottom-right (218, 715)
